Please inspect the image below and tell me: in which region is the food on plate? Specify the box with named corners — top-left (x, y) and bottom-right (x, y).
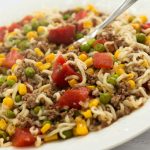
top-left (0, 4), bottom-right (150, 147)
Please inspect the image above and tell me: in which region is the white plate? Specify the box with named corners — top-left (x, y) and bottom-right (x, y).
top-left (1, 0), bottom-right (150, 150)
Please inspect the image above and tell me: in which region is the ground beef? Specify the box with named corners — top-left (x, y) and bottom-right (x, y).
top-left (17, 116), bottom-right (33, 128)
top-left (117, 81), bottom-right (130, 96)
top-left (22, 93), bottom-right (37, 109)
top-left (105, 41), bottom-right (116, 53)
top-left (86, 73), bottom-right (98, 85)
top-left (111, 95), bottom-right (125, 108)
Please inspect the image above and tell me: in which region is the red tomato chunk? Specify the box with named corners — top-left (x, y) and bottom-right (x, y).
top-left (8, 23), bottom-right (21, 32)
top-left (93, 39), bottom-right (107, 47)
top-left (52, 55), bottom-right (78, 88)
top-left (48, 25), bottom-right (76, 44)
top-left (75, 11), bottom-right (87, 21)
top-left (2, 50), bottom-right (23, 68)
top-left (58, 87), bottom-right (89, 108)
top-left (12, 128), bottom-right (36, 147)
top-left (142, 23), bottom-right (150, 29)
top-left (0, 26), bottom-right (7, 41)
top-left (93, 52), bottom-right (113, 69)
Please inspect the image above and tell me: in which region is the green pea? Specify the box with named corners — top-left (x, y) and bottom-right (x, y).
top-left (7, 79), bottom-right (16, 87)
top-left (31, 19), bottom-right (40, 30)
top-left (23, 24), bottom-right (32, 34)
top-left (136, 33), bottom-right (146, 43)
top-left (75, 33), bottom-right (84, 40)
top-left (34, 106), bottom-right (41, 114)
top-left (42, 120), bottom-right (51, 126)
top-left (5, 110), bottom-right (15, 118)
top-left (15, 95), bottom-right (22, 103)
top-left (94, 43), bottom-right (105, 52)
top-left (63, 14), bottom-right (71, 20)
top-left (0, 130), bottom-right (7, 140)
top-left (12, 39), bottom-right (21, 46)
top-left (99, 93), bottom-right (112, 105)
top-left (25, 67), bottom-right (35, 78)
top-left (87, 38), bottom-right (96, 47)
top-left (107, 74), bottom-right (119, 86)
top-left (17, 40), bottom-right (29, 51)
top-left (62, 130), bottom-right (73, 139)
top-left (0, 76), bottom-right (6, 86)
top-left (80, 43), bottom-right (91, 52)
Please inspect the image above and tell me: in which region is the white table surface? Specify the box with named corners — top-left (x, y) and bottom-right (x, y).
top-left (112, 130), bottom-right (150, 150)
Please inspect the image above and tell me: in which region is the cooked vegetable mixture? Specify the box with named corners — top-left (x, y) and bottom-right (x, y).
top-left (0, 5), bottom-right (150, 147)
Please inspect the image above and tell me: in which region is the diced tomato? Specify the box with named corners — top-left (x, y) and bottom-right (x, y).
top-left (77, 23), bottom-right (83, 32)
top-left (93, 39), bottom-right (107, 47)
top-left (0, 26), bottom-right (7, 41)
top-left (48, 25), bottom-right (76, 44)
top-left (12, 128), bottom-right (36, 147)
top-left (20, 15), bottom-right (33, 25)
top-left (57, 87), bottom-right (89, 108)
top-left (93, 52), bottom-right (113, 69)
top-left (52, 55), bottom-right (78, 88)
top-left (2, 50), bottom-right (23, 68)
top-left (75, 11), bottom-right (87, 21)
top-left (142, 23), bottom-right (150, 29)
top-left (8, 23), bottom-right (21, 32)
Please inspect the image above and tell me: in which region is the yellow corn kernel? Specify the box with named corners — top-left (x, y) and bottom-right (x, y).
top-left (68, 45), bottom-right (75, 51)
top-left (87, 4), bottom-right (98, 14)
top-left (73, 119), bottom-right (88, 136)
top-left (7, 75), bottom-right (17, 82)
top-left (34, 48), bottom-right (44, 57)
top-left (115, 68), bottom-right (125, 75)
top-left (41, 123), bottom-right (51, 134)
top-left (10, 47), bottom-right (20, 51)
top-left (2, 97), bottom-right (14, 109)
top-left (139, 15), bottom-right (148, 24)
top-left (37, 26), bottom-right (45, 34)
top-left (89, 99), bottom-right (99, 107)
top-left (84, 57), bottom-right (93, 68)
top-left (35, 12), bottom-right (45, 19)
top-left (44, 134), bottom-right (58, 142)
top-left (146, 36), bottom-right (150, 45)
top-left (127, 73), bottom-right (135, 80)
top-left (0, 54), bottom-right (5, 58)
top-left (114, 50), bottom-right (121, 59)
top-left (0, 58), bottom-right (5, 66)
top-left (83, 21), bottom-right (93, 29)
top-left (86, 68), bottom-right (94, 75)
top-left (68, 79), bottom-right (78, 87)
top-left (45, 53), bottom-right (55, 63)
top-left (0, 119), bottom-right (7, 130)
top-left (128, 80), bottom-right (136, 89)
top-left (78, 54), bottom-right (88, 61)
top-left (40, 63), bottom-right (51, 71)
top-left (11, 64), bottom-right (18, 72)
top-left (35, 61), bottom-right (43, 68)
top-left (8, 32), bottom-right (17, 37)
top-left (6, 124), bottom-right (15, 136)
top-left (142, 59), bottom-right (149, 67)
top-left (27, 31), bottom-right (38, 40)
top-left (81, 110), bottom-right (92, 119)
top-left (18, 83), bottom-right (27, 95)
top-left (132, 23), bottom-right (141, 31)
top-left (87, 85), bottom-right (95, 90)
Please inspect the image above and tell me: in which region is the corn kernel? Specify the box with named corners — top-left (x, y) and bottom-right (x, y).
top-left (132, 23), bottom-right (141, 31)
top-left (68, 45), bottom-right (75, 51)
top-left (2, 97), bottom-right (14, 109)
top-left (142, 59), bottom-right (149, 67)
top-left (78, 54), bottom-right (88, 61)
top-left (83, 21), bottom-right (93, 29)
top-left (7, 75), bottom-right (17, 82)
top-left (35, 12), bottom-right (45, 19)
top-left (44, 134), bottom-right (58, 142)
top-left (89, 99), bottom-right (99, 107)
top-left (146, 36), bottom-right (150, 45)
top-left (86, 68), bottom-right (94, 75)
top-left (0, 54), bottom-right (5, 58)
top-left (127, 73), bottom-right (135, 79)
top-left (84, 57), bottom-right (93, 67)
top-left (41, 123), bottom-right (51, 134)
top-left (0, 58), bottom-right (5, 66)
top-left (0, 119), bottom-right (7, 130)
top-left (139, 15), bottom-right (148, 24)
top-left (45, 53), bottom-right (55, 63)
top-left (18, 83), bottom-right (27, 95)
top-left (11, 64), bottom-right (18, 72)
top-left (128, 80), bottom-right (136, 89)
top-left (34, 48), bottom-right (44, 57)
top-left (87, 85), bottom-right (95, 90)
top-left (27, 31), bottom-right (38, 40)
top-left (35, 62), bottom-right (43, 68)
top-left (73, 119), bottom-right (88, 136)
top-left (6, 124), bottom-right (15, 136)
top-left (10, 47), bottom-right (20, 51)
top-left (115, 68), bottom-right (125, 75)
top-left (81, 110), bottom-right (92, 119)
top-left (37, 26), bottom-right (45, 34)
top-left (41, 63), bottom-right (51, 71)
top-left (68, 79), bottom-right (78, 87)
top-left (114, 50), bottom-right (121, 59)
top-left (87, 4), bottom-right (98, 14)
